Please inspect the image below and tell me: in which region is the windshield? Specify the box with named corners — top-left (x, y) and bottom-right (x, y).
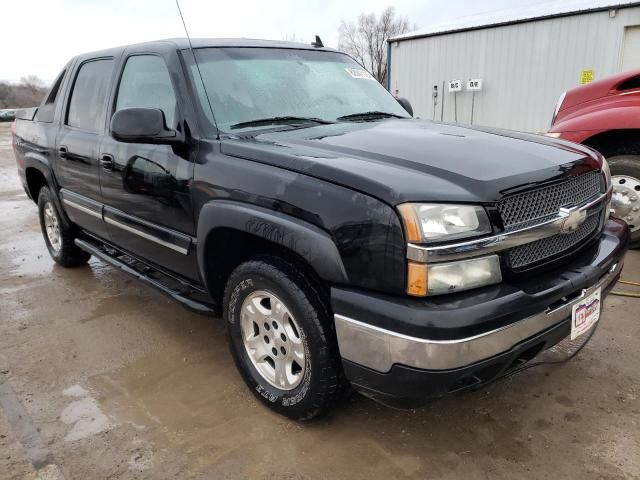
top-left (188, 47), bottom-right (410, 133)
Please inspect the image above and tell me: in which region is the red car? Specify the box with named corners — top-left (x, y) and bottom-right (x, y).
top-left (549, 69), bottom-right (640, 247)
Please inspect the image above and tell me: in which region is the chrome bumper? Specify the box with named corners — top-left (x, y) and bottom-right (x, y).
top-left (334, 261), bottom-right (622, 373)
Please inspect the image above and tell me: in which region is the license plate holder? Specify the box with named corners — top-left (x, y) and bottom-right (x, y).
top-left (571, 287), bottom-right (601, 340)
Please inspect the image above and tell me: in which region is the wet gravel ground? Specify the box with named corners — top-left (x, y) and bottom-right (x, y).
top-left (1, 122), bottom-right (639, 479)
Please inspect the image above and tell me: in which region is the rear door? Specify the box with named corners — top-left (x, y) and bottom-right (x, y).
top-left (99, 50), bottom-right (198, 281)
top-left (55, 58), bottom-right (115, 239)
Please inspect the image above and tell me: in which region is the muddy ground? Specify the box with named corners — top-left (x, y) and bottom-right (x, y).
top-left (1, 121), bottom-right (639, 479)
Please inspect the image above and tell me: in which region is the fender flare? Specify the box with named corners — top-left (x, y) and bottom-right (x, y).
top-left (22, 155), bottom-right (71, 225)
top-left (196, 200), bottom-right (349, 287)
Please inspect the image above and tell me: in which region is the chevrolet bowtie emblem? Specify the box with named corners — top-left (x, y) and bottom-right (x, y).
top-left (559, 207), bottom-right (587, 234)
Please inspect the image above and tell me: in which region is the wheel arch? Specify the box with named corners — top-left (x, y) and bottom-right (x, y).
top-left (25, 166), bottom-right (48, 202)
top-left (23, 158), bottom-right (72, 229)
top-left (196, 201), bottom-right (349, 304)
top-left (582, 129), bottom-right (640, 158)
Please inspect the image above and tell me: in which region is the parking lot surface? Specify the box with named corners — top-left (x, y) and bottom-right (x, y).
top-left (1, 122), bottom-right (639, 480)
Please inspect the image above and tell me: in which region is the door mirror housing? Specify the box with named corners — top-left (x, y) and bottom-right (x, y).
top-left (396, 97), bottom-right (413, 117)
top-left (111, 107), bottom-right (181, 144)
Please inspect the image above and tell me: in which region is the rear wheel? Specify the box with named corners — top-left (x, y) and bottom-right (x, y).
top-left (37, 187), bottom-right (91, 267)
top-left (608, 155), bottom-right (640, 248)
top-left (223, 256), bottom-right (345, 420)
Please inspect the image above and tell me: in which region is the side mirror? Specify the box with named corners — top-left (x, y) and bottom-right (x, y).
top-left (111, 107), bottom-right (181, 144)
top-left (396, 97), bottom-right (413, 117)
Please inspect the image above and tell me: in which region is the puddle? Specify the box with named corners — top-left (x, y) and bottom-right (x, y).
top-left (87, 345), bottom-right (476, 478)
top-left (80, 291), bottom-right (146, 324)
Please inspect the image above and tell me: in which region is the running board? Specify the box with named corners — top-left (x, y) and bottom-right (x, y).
top-left (74, 237), bottom-right (218, 315)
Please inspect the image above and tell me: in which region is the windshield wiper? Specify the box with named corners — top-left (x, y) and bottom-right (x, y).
top-left (229, 116), bottom-right (334, 130)
top-left (336, 111), bottom-right (406, 121)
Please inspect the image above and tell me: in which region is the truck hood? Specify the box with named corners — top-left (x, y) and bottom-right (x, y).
top-left (559, 68), bottom-right (640, 113)
top-left (220, 119), bottom-right (601, 205)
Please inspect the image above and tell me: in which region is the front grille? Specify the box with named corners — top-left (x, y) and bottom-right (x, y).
top-left (498, 171), bottom-right (602, 231)
top-left (507, 213), bottom-right (600, 270)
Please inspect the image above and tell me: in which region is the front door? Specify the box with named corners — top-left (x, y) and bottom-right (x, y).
top-left (99, 52), bottom-right (198, 281)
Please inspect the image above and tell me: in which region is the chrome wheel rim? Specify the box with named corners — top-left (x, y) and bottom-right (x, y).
top-left (240, 290), bottom-right (306, 390)
top-left (612, 175), bottom-right (640, 233)
top-left (43, 201), bottom-right (61, 253)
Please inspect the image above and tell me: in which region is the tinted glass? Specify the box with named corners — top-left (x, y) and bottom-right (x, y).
top-left (36, 68), bottom-right (66, 123)
top-left (190, 48), bottom-right (409, 132)
top-left (115, 55), bottom-right (177, 127)
top-left (67, 59), bottom-right (114, 132)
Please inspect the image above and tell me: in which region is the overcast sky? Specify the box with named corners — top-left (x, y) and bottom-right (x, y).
top-left (1, 0), bottom-right (546, 83)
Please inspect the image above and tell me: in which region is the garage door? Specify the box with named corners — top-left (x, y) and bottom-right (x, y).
top-left (622, 25), bottom-right (640, 71)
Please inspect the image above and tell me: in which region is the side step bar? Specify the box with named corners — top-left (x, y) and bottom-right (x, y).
top-left (74, 237), bottom-right (218, 316)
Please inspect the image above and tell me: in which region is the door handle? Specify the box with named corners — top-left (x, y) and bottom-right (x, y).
top-left (100, 154), bottom-right (114, 171)
top-left (57, 145), bottom-right (68, 158)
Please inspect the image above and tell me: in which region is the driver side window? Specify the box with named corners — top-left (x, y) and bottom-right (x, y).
top-left (115, 55), bottom-right (177, 127)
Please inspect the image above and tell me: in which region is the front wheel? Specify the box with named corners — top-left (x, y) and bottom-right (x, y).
top-left (608, 155), bottom-right (640, 248)
top-left (223, 256), bottom-right (345, 420)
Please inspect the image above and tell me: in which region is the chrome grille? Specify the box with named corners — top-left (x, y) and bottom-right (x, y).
top-left (507, 213), bottom-right (600, 270)
top-left (498, 171), bottom-right (602, 231)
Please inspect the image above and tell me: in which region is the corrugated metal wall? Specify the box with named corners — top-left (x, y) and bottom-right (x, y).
top-left (389, 6), bottom-right (640, 132)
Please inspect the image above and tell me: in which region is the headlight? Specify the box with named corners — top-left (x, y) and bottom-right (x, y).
top-left (398, 203), bottom-right (491, 243)
top-left (406, 255), bottom-right (502, 296)
top-left (399, 203), bottom-right (498, 297)
top-left (427, 255), bottom-right (502, 295)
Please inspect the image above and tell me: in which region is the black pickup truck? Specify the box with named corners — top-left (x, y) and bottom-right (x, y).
top-left (12, 39), bottom-right (629, 420)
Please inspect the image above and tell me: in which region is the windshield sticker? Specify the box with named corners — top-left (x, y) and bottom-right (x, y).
top-left (345, 68), bottom-right (375, 80)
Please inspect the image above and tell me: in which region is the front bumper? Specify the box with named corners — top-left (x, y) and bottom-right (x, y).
top-left (331, 218), bottom-right (629, 405)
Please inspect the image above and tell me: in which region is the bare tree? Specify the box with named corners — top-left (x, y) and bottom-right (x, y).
top-left (0, 76), bottom-right (48, 109)
top-left (338, 6), bottom-right (412, 85)
top-left (20, 75), bottom-right (45, 96)
top-left (0, 82), bottom-right (15, 109)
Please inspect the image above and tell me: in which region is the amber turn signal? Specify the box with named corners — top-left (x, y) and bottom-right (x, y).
top-left (407, 261), bottom-right (428, 296)
top-left (397, 203), bottom-right (422, 242)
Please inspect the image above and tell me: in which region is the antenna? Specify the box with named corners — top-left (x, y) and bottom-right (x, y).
top-left (175, 0), bottom-right (219, 139)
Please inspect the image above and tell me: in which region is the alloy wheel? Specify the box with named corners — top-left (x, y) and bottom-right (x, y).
top-left (43, 201), bottom-right (62, 253)
top-left (240, 290), bottom-right (306, 390)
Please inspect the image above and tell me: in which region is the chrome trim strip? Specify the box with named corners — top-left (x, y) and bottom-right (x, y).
top-left (334, 261), bottom-right (621, 372)
top-left (104, 216), bottom-right (189, 255)
top-left (61, 189), bottom-right (190, 255)
top-left (62, 198), bottom-right (102, 219)
top-left (408, 188), bottom-right (611, 263)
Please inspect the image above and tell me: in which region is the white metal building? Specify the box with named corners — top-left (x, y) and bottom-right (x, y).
top-left (388, 1), bottom-right (640, 132)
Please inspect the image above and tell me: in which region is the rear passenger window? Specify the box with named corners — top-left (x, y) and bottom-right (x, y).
top-left (115, 55), bottom-right (177, 127)
top-left (36, 68), bottom-right (66, 123)
top-left (66, 59), bottom-right (114, 132)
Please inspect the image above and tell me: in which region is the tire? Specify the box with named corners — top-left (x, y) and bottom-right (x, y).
top-left (608, 155), bottom-right (640, 248)
top-left (37, 187), bottom-right (91, 267)
top-left (223, 255), bottom-right (346, 420)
